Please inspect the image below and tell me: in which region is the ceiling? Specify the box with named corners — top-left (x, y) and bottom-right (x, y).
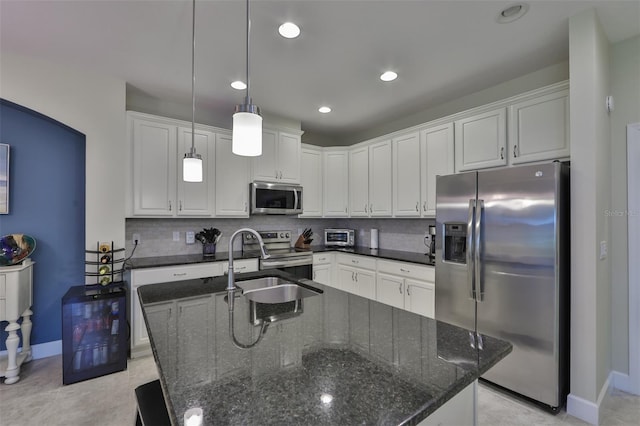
top-left (1, 0), bottom-right (639, 140)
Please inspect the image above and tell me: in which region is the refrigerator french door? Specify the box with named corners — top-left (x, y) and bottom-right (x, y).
top-left (435, 162), bottom-right (569, 411)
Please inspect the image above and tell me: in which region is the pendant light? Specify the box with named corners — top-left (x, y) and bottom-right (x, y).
top-left (232, 0), bottom-right (263, 157)
top-left (183, 0), bottom-right (203, 182)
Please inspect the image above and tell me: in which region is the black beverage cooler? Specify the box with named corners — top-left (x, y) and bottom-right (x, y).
top-left (62, 283), bottom-right (128, 384)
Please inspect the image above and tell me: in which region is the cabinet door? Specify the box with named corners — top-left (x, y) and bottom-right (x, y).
top-left (421, 123), bottom-right (454, 217)
top-left (352, 267), bottom-right (376, 299)
top-left (252, 128), bottom-right (278, 182)
top-left (323, 151), bottom-right (349, 217)
top-left (299, 148), bottom-right (323, 217)
top-left (509, 89), bottom-right (569, 164)
top-left (277, 131), bottom-right (301, 183)
top-left (177, 297), bottom-right (213, 385)
top-left (215, 134), bottom-right (249, 217)
top-left (393, 132), bottom-right (421, 217)
top-left (349, 146), bottom-right (369, 217)
top-left (337, 265), bottom-right (354, 294)
top-left (177, 127), bottom-right (215, 216)
top-left (132, 118), bottom-right (177, 215)
top-left (369, 140), bottom-right (392, 217)
top-left (376, 273), bottom-right (405, 309)
top-left (313, 264), bottom-right (332, 286)
top-left (405, 279), bottom-right (435, 319)
top-left (144, 301), bottom-right (176, 380)
top-left (455, 108), bottom-right (507, 172)
top-left (131, 285), bottom-right (150, 355)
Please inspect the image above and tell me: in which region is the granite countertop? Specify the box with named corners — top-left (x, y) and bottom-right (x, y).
top-left (127, 246), bottom-right (434, 270)
top-left (138, 270), bottom-right (511, 425)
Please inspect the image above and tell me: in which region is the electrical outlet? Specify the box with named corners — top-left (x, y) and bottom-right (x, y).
top-left (599, 240), bottom-right (608, 260)
top-left (132, 233), bottom-right (141, 245)
top-left (186, 231), bottom-right (195, 244)
top-left (173, 231), bottom-right (180, 242)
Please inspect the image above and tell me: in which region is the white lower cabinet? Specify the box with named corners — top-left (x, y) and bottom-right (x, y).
top-left (375, 259), bottom-right (435, 318)
top-left (220, 258), bottom-right (259, 274)
top-left (419, 381), bottom-right (477, 426)
top-left (336, 254), bottom-right (376, 299)
top-left (127, 262), bottom-right (223, 358)
top-left (312, 253), bottom-right (334, 286)
top-left (176, 296), bottom-right (214, 385)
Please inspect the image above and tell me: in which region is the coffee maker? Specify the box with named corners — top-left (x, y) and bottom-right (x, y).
top-left (426, 225), bottom-right (436, 258)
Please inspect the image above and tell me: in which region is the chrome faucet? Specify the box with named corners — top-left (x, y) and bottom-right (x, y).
top-left (227, 228), bottom-right (270, 291)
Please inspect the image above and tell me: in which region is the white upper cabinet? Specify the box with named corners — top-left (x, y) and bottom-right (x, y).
top-left (299, 146), bottom-right (323, 217)
top-left (177, 127), bottom-right (215, 216)
top-left (455, 107), bottom-right (507, 172)
top-left (509, 88), bottom-right (569, 164)
top-left (349, 140), bottom-right (392, 217)
top-left (393, 132), bottom-right (421, 217)
top-left (368, 140), bottom-right (393, 216)
top-left (349, 145), bottom-right (369, 217)
top-left (131, 116), bottom-right (178, 216)
top-left (215, 133), bottom-right (250, 217)
top-left (251, 128), bottom-right (302, 183)
top-left (323, 150), bottom-right (349, 217)
top-left (420, 123), bottom-right (454, 217)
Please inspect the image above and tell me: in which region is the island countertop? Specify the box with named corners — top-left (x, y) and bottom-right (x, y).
top-left (138, 270), bottom-right (511, 425)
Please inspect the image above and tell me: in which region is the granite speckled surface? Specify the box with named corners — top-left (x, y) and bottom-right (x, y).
top-left (138, 270), bottom-right (511, 425)
top-left (127, 246), bottom-right (434, 270)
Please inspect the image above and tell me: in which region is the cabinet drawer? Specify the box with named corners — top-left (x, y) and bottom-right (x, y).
top-left (313, 253), bottom-right (333, 265)
top-left (132, 262), bottom-right (222, 286)
top-left (221, 258), bottom-right (259, 274)
top-left (377, 259), bottom-right (434, 282)
top-left (336, 253), bottom-right (376, 271)
top-left (0, 274), bottom-right (5, 298)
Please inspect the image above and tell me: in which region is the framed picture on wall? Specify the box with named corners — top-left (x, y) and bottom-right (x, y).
top-left (0, 143), bottom-right (8, 214)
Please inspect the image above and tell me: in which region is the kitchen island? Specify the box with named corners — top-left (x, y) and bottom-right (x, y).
top-left (137, 270), bottom-right (511, 425)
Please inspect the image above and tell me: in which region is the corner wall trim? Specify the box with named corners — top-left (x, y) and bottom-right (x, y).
top-left (566, 373), bottom-right (611, 425)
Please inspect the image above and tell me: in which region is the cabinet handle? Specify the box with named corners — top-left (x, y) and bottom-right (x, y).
top-left (500, 147), bottom-right (504, 160)
top-left (179, 200), bottom-right (183, 211)
top-left (399, 283), bottom-right (403, 294)
top-left (345, 207), bottom-right (348, 213)
top-left (423, 202), bottom-right (426, 212)
top-left (352, 259), bottom-right (359, 264)
top-left (513, 145), bottom-right (518, 158)
top-left (275, 170), bottom-right (279, 179)
top-left (364, 204), bottom-right (368, 213)
top-left (370, 204), bottom-right (373, 213)
top-left (416, 202), bottom-right (419, 212)
top-left (169, 200), bottom-right (172, 211)
top-left (407, 286), bottom-right (411, 296)
top-left (351, 271), bottom-right (355, 281)
top-left (400, 268), bottom-right (410, 273)
top-left (355, 272), bottom-right (358, 282)
top-left (173, 272), bottom-right (187, 277)
top-left (244, 202), bottom-right (248, 212)
top-left (280, 171), bottom-right (283, 179)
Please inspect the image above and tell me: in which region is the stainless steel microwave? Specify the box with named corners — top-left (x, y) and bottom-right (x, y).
top-left (324, 229), bottom-right (355, 247)
top-left (250, 181), bottom-right (303, 215)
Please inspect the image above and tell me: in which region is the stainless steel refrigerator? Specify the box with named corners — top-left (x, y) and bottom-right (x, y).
top-left (435, 161), bottom-right (569, 411)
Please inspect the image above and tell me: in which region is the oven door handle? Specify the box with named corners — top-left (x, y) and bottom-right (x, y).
top-left (261, 258), bottom-right (313, 269)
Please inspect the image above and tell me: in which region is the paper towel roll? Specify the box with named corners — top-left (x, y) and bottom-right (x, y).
top-left (370, 229), bottom-right (379, 249)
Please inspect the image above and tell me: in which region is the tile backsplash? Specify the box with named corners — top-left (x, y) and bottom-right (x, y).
top-left (125, 217), bottom-right (435, 259)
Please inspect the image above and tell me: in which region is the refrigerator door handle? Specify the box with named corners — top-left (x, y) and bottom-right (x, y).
top-left (475, 199), bottom-right (485, 302)
top-left (467, 199), bottom-right (476, 300)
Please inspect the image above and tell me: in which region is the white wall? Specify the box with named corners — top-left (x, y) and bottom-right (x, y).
top-left (567, 9), bottom-right (612, 424)
top-left (0, 52), bottom-right (127, 251)
top-left (610, 35), bottom-right (640, 375)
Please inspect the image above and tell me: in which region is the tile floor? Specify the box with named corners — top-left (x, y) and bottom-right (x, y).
top-left (1, 354), bottom-right (638, 425)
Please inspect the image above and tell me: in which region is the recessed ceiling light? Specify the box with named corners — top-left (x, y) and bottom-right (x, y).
top-left (496, 3), bottom-right (529, 23)
top-left (278, 22), bottom-right (300, 39)
top-left (318, 106), bottom-right (332, 114)
top-left (231, 80), bottom-right (246, 90)
top-left (380, 71), bottom-right (398, 82)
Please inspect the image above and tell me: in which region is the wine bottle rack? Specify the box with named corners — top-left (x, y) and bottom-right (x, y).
top-left (85, 241), bottom-right (125, 286)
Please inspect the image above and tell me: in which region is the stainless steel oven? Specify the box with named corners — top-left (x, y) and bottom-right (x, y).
top-left (242, 230), bottom-right (312, 279)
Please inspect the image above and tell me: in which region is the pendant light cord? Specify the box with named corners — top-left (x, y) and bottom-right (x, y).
top-left (190, 0), bottom-right (196, 154)
top-left (245, 0), bottom-right (251, 104)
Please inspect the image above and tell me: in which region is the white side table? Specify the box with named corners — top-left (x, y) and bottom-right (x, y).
top-left (0, 259), bottom-right (34, 384)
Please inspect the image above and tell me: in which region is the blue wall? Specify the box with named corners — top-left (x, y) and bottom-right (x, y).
top-left (0, 99), bottom-right (85, 349)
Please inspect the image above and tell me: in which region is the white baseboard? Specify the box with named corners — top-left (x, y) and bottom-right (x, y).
top-left (612, 370), bottom-right (640, 395)
top-left (0, 340), bottom-right (62, 360)
top-left (566, 373), bottom-right (612, 425)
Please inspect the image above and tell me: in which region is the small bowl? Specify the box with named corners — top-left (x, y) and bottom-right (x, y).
top-left (0, 234), bottom-right (36, 266)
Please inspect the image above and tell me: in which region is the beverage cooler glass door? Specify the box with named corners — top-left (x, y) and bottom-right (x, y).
top-left (62, 287), bottom-right (127, 385)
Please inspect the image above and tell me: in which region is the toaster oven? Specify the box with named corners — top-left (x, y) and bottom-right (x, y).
top-left (324, 229), bottom-right (355, 247)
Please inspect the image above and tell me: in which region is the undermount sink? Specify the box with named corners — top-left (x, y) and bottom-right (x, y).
top-left (236, 277), bottom-right (321, 304)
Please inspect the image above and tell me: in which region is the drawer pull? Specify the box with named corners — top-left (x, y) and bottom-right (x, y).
top-left (173, 272), bottom-right (187, 277)
top-left (399, 283), bottom-right (402, 294)
top-left (351, 260), bottom-right (359, 264)
top-left (400, 268), bottom-right (410, 273)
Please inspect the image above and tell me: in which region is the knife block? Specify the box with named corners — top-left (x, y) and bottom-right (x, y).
top-left (294, 235), bottom-right (310, 249)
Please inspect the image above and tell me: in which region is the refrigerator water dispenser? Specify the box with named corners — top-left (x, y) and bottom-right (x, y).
top-left (444, 223), bottom-right (467, 263)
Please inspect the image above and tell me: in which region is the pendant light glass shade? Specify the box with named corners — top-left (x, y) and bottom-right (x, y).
top-left (183, 152), bottom-right (203, 182)
top-left (232, 0), bottom-right (262, 157)
top-left (232, 111), bottom-right (263, 156)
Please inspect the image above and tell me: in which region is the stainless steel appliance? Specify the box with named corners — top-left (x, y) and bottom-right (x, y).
top-left (243, 230), bottom-right (312, 279)
top-left (435, 162), bottom-right (569, 412)
top-left (324, 229), bottom-right (355, 247)
top-left (250, 182), bottom-right (303, 215)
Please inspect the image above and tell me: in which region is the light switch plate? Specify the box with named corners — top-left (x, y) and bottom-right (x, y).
top-left (173, 231), bottom-right (180, 242)
top-left (599, 240), bottom-right (608, 260)
top-left (186, 231), bottom-right (195, 244)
